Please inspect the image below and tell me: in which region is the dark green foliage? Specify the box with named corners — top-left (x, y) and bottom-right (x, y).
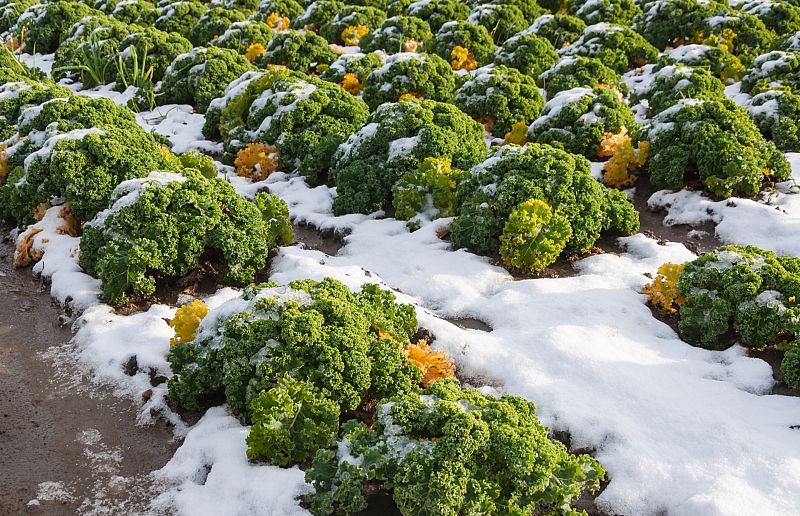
top-left (631, 0), bottom-right (711, 49)
top-left (2, 127), bottom-right (169, 226)
top-left (252, 0), bottom-right (305, 21)
top-left (104, 0), bottom-right (159, 25)
top-left (330, 99), bottom-right (487, 215)
top-left (453, 65), bottom-right (543, 137)
top-left (781, 347), bottom-right (800, 390)
top-left (154, 1), bottom-right (209, 39)
top-left (189, 6), bottom-right (248, 46)
top-left (467, 4), bottom-right (527, 44)
top-left (247, 375), bottom-right (340, 466)
top-left (480, 0), bottom-right (545, 20)
top-left (699, 9), bottom-right (774, 63)
top-left (0, 77), bottom-right (72, 141)
top-left (426, 21), bottom-right (496, 67)
top-left (631, 64), bottom-right (725, 116)
top-left (17, 1), bottom-right (98, 53)
top-left (319, 51), bottom-right (385, 84)
top-left (526, 14), bottom-right (587, 48)
top-left (168, 277), bottom-right (422, 418)
top-left (111, 27), bottom-right (194, 85)
top-left (746, 90), bottom-right (800, 152)
top-left (306, 381), bottom-right (606, 515)
top-left (153, 46), bottom-right (255, 113)
top-left (212, 20), bottom-right (274, 54)
top-left (567, 0), bottom-right (640, 25)
top-left (640, 98), bottom-right (791, 197)
top-left (320, 5), bottom-right (387, 44)
top-left (602, 188), bottom-right (639, 236)
top-left (220, 69), bottom-right (370, 185)
top-left (451, 143), bottom-right (638, 259)
top-left (0, 95), bottom-right (169, 225)
top-left (658, 44), bottom-right (745, 83)
top-left (740, 51), bottom-right (800, 95)
top-left (346, 0), bottom-right (391, 11)
top-left (361, 52), bottom-right (455, 110)
top-left (774, 31), bottom-right (800, 52)
top-left (528, 87), bottom-right (637, 159)
top-left (405, 0), bottom-right (469, 32)
top-left (538, 0), bottom-right (568, 14)
top-left (0, 0), bottom-right (37, 33)
top-left (258, 29), bottom-right (338, 72)
top-left (255, 191), bottom-right (295, 248)
top-left (559, 22), bottom-right (658, 73)
top-left (292, 0), bottom-right (345, 31)
top-left (539, 56), bottom-right (624, 98)
top-left (53, 16), bottom-right (135, 86)
top-left (676, 246), bottom-right (800, 351)
top-left (79, 169), bottom-right (290, 303)
top-left (494, 32), bottom-right (559, 78)
top-left (358, 15), bottom-right (432, 53)
top-left (739, 0), bottom-right (800, 38)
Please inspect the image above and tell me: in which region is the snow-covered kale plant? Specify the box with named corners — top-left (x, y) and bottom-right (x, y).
top-left (403, 0), bottom-right (469, 33)
top-left (493, 31), bottom-right (558, 78)
top-left (361, 51), bottom-right (455, 110)
top-left (658, 44), bottom-right (744, 83)
top-left (211, 20), bottom-right (274, 54)
top-left (745, 90), bottom-right (800, 152)
top-left (640, 98), bottom-right (791, 198)
top-left (629, 63), bottom-right (725, 116)
top-left (168, 278), bottom-right (422, 460)
top-left (525, 13), bottom-right (587, 48)
top-left (740, 51), bottom-right (800, 95)
top-left (257, 29), bottom-right (338, 72)
top-left (527, 86), bottom-right (636, 159)
top-left (319, 4), bottom-right (387, 45)
top-left (450, 143), bottom-right (638, 272)
top-left (467, 3), bottom-right (527, 44)
top-left (425, 20), bottom-right (496, 69)
top-left (306, 379), bottom-right (606, 515)
top-left (79, 169), bottom-right (292, 303)
top-left (219, 68), bottom-right (370, 185)
top-left (154, 0), bottom-right (209, 39)
top-left (330, 99), bottom-right (487, 214)
top-left (357, 15), bottom-right (433, 53)
top-left (151, 46), bottom-right (255, 112)
top-left (453, 64), bottom-right (543, 137)
top-left (647, 245), bottom-right (800, 390)
top-left (558, 22), bottom-right (658, 73)
top-left (567, 0), bottom-right (640, 26)
top-left (0, 95), bottom-right (170, 226)
top-left (538, 55), bottom-right (624, 99)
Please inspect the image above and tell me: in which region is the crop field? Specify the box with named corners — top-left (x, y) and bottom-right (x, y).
top-left (0, 0), bottom-right (799, 514)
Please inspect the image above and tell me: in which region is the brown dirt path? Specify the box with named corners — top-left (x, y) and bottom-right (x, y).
top-left (0, 234), bottom-right (178, 515)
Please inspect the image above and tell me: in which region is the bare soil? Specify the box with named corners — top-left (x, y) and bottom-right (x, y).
top-left (0, 234), bottom-right (178, 515)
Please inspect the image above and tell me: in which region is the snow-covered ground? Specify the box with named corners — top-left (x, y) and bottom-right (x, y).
top-left (13, 55), bottom-right (800, 515)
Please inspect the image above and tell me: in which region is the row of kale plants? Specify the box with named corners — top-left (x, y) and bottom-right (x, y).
top-left (2, 0), bottom-right (800, 512)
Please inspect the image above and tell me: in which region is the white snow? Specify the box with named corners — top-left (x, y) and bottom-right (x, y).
top-left (648, 153), bottom-right (800, 257)
top-left (151, 407), bottom-right (310, 516)
top-left (12, 33), bottom-right (800, 516)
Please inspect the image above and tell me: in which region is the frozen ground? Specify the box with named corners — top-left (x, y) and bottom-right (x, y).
top-left (6, 54), bottom-right (800, 516)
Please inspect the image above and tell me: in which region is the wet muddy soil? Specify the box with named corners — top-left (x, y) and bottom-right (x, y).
top-left (0, 234), bottom-right (178, 515)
